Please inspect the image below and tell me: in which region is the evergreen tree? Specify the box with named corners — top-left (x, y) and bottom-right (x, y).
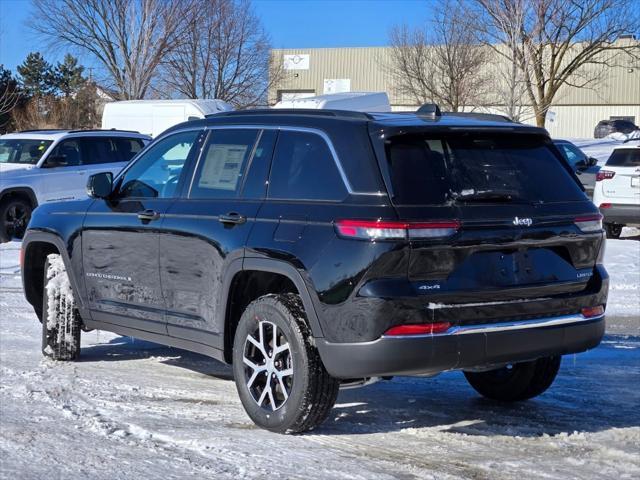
top-left (16, 52), bottom-right (55, 97)
top-left (54, 54), bottom-right (86, 97)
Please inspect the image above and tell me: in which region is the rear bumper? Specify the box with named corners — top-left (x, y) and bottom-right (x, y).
top-left (600, 203), bottom-right (640, 225)
top-left (317, 313), bottom-right (605, 378)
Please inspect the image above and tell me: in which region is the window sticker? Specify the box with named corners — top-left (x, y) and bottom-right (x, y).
top-left (198, 144), bottom-right (248, 191)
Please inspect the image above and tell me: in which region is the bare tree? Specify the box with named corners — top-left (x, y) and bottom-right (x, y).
top-left (386, 0), bottom-right (489, 112)
top-left (162, 0), bottom-right (280, 107)
top-left (30, 0), bottom-right (192, 100)
top-left (473, 0), bottom-right (640, 127)
top-left (477, 0), bottom-right (533, 121)
top-left (0, 83), bottom-right (20, 124)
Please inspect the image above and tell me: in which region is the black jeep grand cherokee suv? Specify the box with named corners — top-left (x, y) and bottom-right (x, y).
top-left (21, 109), bottom-right (608, 433)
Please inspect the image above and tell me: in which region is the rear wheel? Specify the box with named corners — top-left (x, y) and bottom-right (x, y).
top-left (0, 197), bottom-right (32, 242)
top-left (463, 356), bottom-right (561, 402)
top-left (42, 254), bottom-right (81, 361)
top-left (232, 293), bottom-right (339, 433)
top-left (604, 223), bottom-right (623, 239)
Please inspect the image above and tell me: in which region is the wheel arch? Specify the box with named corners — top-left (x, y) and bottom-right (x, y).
top-left (21, 231), bottom-right (85, 322)
top-left (222, 258), bottom-right (324, 363)
top-left (0, 187), bottom-right (38, 209)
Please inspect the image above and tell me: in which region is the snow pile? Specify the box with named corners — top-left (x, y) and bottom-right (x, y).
top-left (606, 130), bottom-right (640, 142)
top-left (568, 138), bottom-right (621, 164)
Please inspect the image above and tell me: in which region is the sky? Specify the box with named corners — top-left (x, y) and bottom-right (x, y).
top-left (0, 0), bottom-right (431, 74)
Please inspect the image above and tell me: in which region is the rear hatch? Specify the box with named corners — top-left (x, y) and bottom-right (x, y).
top-left (600, 147), bottom-right (640, 201)
top-left (373, 128), bottom-right (603, 305)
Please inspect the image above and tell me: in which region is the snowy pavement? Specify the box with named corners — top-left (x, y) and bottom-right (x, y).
top-left (1, 233), bottom-right (638, 479)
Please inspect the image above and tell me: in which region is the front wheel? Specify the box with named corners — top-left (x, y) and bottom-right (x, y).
top-left (42, 254), bottom-right (81, 361)
top-left (0, 197), bottom-right (32, 242)
top-left (232, 293), bottom-right (339, 434)
top-left (464, 356), bottom-right (561, 402)
top-left (604, 223), bottom-right (623, 239)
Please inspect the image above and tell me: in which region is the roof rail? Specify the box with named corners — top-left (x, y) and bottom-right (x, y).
top-left (68, 128), bottom-right (142, 134)
top-left (442, 112), bottom-right (515, 123)
top-left (19, 129), bottom-right (69, 133)
top-left (207, 108), bottom-right (373, 120)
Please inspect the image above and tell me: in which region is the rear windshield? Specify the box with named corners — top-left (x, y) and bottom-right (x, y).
top-left (0, 139), bottom-right (53, 164)
top-left (385, 133), bottom-right (585, 205)
top-left (606, 148), bottom-right (640, 167)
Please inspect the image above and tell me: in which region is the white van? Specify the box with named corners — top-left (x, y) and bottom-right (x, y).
top-left (102, 99), bottom-right (233, 137)
top-left (273, 92), bottom-right (391, 112)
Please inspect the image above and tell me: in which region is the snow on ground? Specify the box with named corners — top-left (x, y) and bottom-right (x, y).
top-left (568, 137), bottom-right (630, 164)
top-left (1, 236), bottom-right (639, 479)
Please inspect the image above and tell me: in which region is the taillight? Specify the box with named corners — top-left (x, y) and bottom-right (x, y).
top-left (384, 322), bottom-right (452, 336)
top-left (581, 305), bottom-right (604, 318)
top-left (574, 214), bottom-right (602, 232)
top-left (596, 170), bottom-right (615, 181)
top-left (599, 203), bottom-right (612, 209)
top-left (335, 219), bottom-right (460, 240)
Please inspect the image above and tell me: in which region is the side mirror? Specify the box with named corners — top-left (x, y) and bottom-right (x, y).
top-left (588, 157), bottom-right (598, 167)
top-left (575, 159), bottom-right (588, 170)
top-left (44, 155), bottom-right (68, 168)
top-left (86, 172), bottom-right (113, 199)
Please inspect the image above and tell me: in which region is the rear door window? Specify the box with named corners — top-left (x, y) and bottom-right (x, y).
top-left (80, 137), bottom-right (145, 164)
top-left (605, 148), bottom-right (640, 167)
top-left (189, 129), bottom-right (259, 199)
top-left (268, 131), bottom-right (347, 201)
top-left (385, 133), bottom-right (585, 205)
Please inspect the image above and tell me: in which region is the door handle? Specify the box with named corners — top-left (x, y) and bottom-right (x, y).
top-left (137, 209), bottom-right (160, 221)
top-left (219, 212), bottom-right (246, 225)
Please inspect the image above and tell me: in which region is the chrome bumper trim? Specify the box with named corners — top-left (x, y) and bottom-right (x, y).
top-left (384, 312), bottom-right (605, 339)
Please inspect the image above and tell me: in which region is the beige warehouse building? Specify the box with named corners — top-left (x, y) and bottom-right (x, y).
top-left (269, 44), bottom-right (640, 139)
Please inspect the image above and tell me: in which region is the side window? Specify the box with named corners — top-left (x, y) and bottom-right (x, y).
top-left (81, 137), bottom-right (145, 165)
top-left (80, 137), bottom-right (117, 165)
top-left (189, 129), bottom-right (259, 199)
top-left (560, 144), bottom-right (579, 165)
top-left (114, 138), bottom-right (145, 162)
top-left (47, 139), bottom-right (81, 167)
top-left (268, 131), bottom-right (347, 201)
top-left (117, 130), bottom-right (199, 199)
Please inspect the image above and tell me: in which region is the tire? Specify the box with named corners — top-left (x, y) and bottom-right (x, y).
top-left (463, 356), bottom-right (561, 402)
top-left (0, 197), bottom-right (32, 242)
top-left (232, 293), bottom-right (339, 434)
top-left (605, 223), bottom-right (623, 239)
top-left (42, 254), bottom-right (81, 361)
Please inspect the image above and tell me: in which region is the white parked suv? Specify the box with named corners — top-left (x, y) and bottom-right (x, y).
top-left (592, 140), bottom-right (640, 238)
top-left (0, 129), bottom-right (151, 242)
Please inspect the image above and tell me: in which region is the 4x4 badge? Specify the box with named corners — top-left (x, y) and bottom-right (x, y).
top-left (513, 216), bottom-right (533, 227)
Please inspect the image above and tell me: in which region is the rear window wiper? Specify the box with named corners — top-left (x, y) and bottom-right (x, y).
top-left (451, 189), bottom-right (526, 203)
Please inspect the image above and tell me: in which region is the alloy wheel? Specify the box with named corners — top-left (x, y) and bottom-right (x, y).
top-left (242, 320), bottom-right (293, 411)
top-left (4, 202), bottom-right (29, 239)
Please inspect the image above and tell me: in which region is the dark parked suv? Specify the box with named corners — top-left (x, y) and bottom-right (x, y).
top-left (21, 109), bottom-right (608, 433)
top-left (594, 119), bottom-right (639, 138)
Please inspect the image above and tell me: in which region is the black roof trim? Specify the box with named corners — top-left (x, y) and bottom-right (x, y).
top-left (207, 108), bottom-right (374, 120)
top-left (68, 128), bottom-right (142, 134)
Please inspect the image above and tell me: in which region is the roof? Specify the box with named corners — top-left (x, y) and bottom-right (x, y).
top-left (1, 129), bottom-right (151, 141)
top-left (161, 109), bottom-right (547, 139)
